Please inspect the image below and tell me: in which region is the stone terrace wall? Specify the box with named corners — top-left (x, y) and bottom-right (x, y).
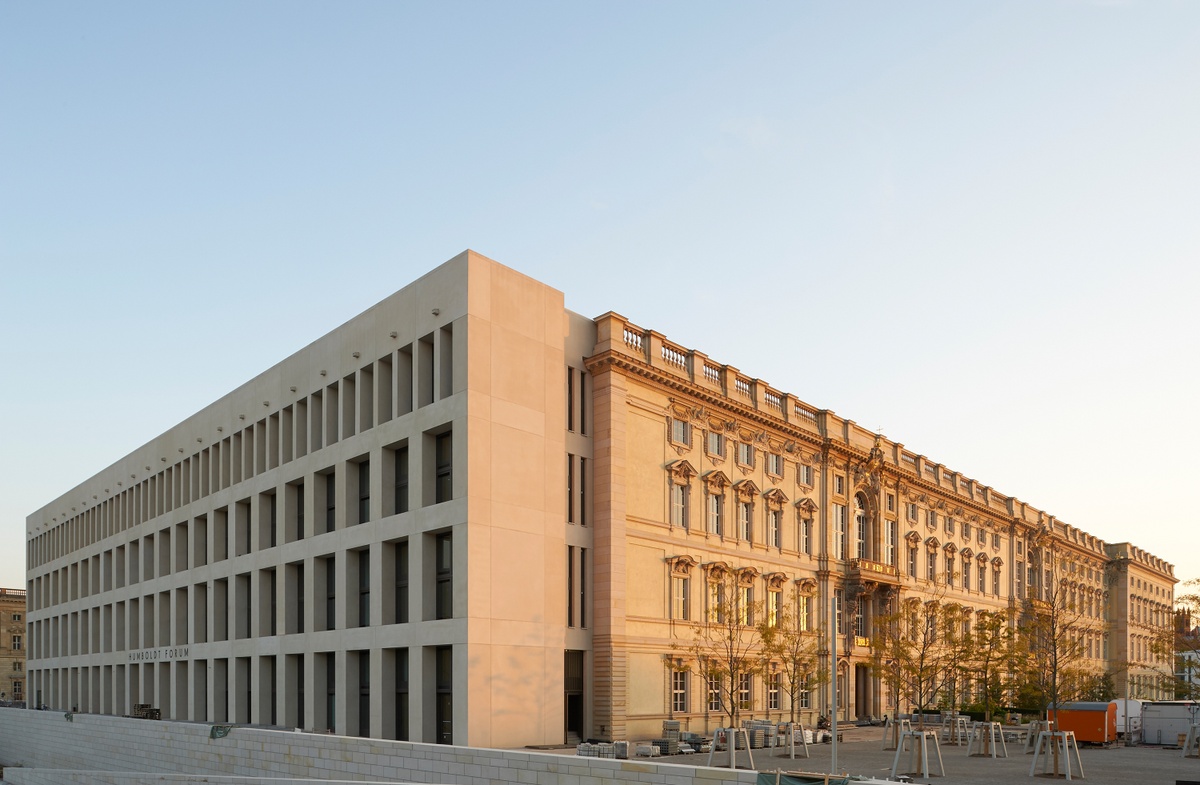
top-left (0, 709), bottom-right (757, 785)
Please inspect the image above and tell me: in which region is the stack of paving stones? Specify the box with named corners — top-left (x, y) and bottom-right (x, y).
top-left (652, 720), bottom-right (681, 755)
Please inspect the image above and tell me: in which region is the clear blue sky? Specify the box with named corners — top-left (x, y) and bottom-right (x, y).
top-left (2, 2), bottom-right (1198, 592)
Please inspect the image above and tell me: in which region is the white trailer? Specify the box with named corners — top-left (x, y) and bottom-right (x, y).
top-left (1142, 700), bottom-right (1200, 745)
top-left (1111, 698), bottom-right (1143, 741)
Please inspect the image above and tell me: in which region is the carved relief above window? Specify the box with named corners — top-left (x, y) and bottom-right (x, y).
top-left (763, 487), bottom-right (788, 509)
top-left (736, 566), bottom-right (760, 585)
top-left (904, 530), bottom-right (922, 547)
top-left (795, 578), bottom-right (818, 595)
top-left (702, 470), bottom-right (730, 495)
top-left (732, 479), bottom-right (759, 503)
top-left (703, 560), bottom-right (731, 580)
top-left (943, 542), bottom-right (958, 554)
top-left (795, 497), bottom-right (818, 517)
top-left (666, 555), bottom-right (699, 575)
top-left (925, 536), bottom-right (940, 551)
top-left (667, 460), bottom-right (698, 486)
top-left (765, 572), bottom-right (789, 590)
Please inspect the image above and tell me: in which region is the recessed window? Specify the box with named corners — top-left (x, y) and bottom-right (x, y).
top-left (833, 475), bottom-right (845, 495)
top-left (736, 442), bottom-right (755, 468)
top-left (706, 431), bottom-right (725, 458)
top-left (766, 453), bottom-right (783, 476)
top-left (798, 464), bottom-right (814, 486)
top-left (670, 483), bottom-right (689, 529)
top-left (671, 419), bottom-right (691, 447)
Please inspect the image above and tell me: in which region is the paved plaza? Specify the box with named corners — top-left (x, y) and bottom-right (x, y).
top-left (593, 725), bottom-right (1200, 785)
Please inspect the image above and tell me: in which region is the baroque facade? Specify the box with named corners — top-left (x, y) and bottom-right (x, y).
top-left (25, 251), bottom-right (1175, 747)
top-left (0, 587), bottom-right (26, 705)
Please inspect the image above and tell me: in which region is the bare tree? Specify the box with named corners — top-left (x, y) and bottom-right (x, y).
top-left (758, 582), bottom-right (827, 724)
top-left (676, 565), bottom-right (767, 729)
top-left (965, 608), bottom-right (1023, 722)
top-left (871, 581), bottom-right (961, 770)
top-left (1019, 534), bottom-right (1101, 776)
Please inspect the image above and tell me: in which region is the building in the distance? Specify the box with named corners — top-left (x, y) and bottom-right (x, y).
top-left (0, 587), bottom-right (26, 706)
top-left (25, 251), bottom-right (1176, 746)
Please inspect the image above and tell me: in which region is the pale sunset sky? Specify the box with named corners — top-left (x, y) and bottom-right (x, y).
top-left (2, 3), bottom-right (1198, 592)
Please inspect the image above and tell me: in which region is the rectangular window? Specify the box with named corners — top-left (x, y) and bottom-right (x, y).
top-left (672, 670), bottom-right (688, 713)
top-left (738, 674), bottom-right (752, 710)
top-left (357, 550), bottom-right (370, 627)
top-left (906, 503), bottom-right (918, 522)
top-left (567, 546), bottom-right (575, 627)
top-left (945, 516), bottom-right (954, 534)
top-left (567, 369), bottom-right (575, 432)
top-left (567, 455), bottom-right (575, 524)
top-left (672, 576), bottom-right (690, 621)
top-left (766, 453), bottom-right (783, 476)
top-left (324, 556), bottom-right (336, 631)
top-left (325, 473), bottom-right (336, 534)
top-left (927, 510), bottom-right (936, 530)
top-left (963, 521), bottom-right (972, 539)
top-left (12, 635), bottom-right (21, 651)
top-left (767, 508), bottom-right (782, 548)
top-left (435, 646), bottom-right (452, 745)
top-left (358, 460), bottom-right (370, 524)
top-left (435, 533), bottom-right (452, 620)
top-left (927, 551), bottom-right (937, 581)
top-left (963, 560), bottom-right (971, 590)
top-left (738, 501), bottom-right (753, 542)
top-left (579, 457), bottom-right (587, 526)
top-left (708, 675), bottom-right (722, 712)
top-left (671, 418), bottom-right (691, 446)
top-left (395, 648), bottom-right (409, 740)
top-left (357, 650), bottom-right (370, 738)
top-left (670, 483), bottom-right (689, 529)
top-left (945, 556), bottom-right (955, 587)
top-left (708, 581), bottom-right (725, 624)
top-left (834, 590), bottom-right (843, 635)
top-left (832, 504), bottom-right (847, 559)
top-left (993, 532), bottom-right (1000, 549)
top-left (798, 464), bottom-right (813, 486)
top-left (884, 520), bottom-right (896, 566)
top-left (798, 594), bottom-right (811, 631)
top-left (1016, 561), bottom-right (1025, 599)
top-left (579, 547), bottom-right (587, 628)
top-left (767, 589), bottom-right (780, 627)
top-left (394, 541), bottom-right (408, 623)
top-left (707, 431), bottom-right (725, 458)
top-left (738, 585), bottom-right (754, 626)
top-left (993, 565), bottom-right (1001, 596)
top-left (799, 517), bottom-right (811, 555)
top-left (978, 563), bottom-right (987, 593)
top-left (908, 547), bottom-right (918, 578)
top-left (978, 528), bottom-right (986, 545)
top-left (833, 475), bottom-right (845, 495)
top-left (435, 433), bottom-right (453, 504)
top-left (295, 481), bottom-right (305, 540)
top-left (799, 677), bottom-right (810, 709)
top-left (737, 442), bottom-right (755, 468)
top-left (707, 493), bottom-right (724, 536)
top-left (886, 493), bottom-right (895, 512)
top-left (856, 511), bottom-right (867, 559)
top-left (393, 446), bottom-right (409, 515)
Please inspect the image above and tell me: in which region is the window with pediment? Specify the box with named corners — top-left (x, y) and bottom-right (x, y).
top-left (667, 557), bottom-right (696, 621)
top-left (667, 460), bottom-right (697, 530)
top-left (703, 471), bottom-right (729, 537)
top-left (762, 488), bottom-right (787, 549)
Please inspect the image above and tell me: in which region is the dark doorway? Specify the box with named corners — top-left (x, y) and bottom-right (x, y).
top-left (565, 650), bottom-right (584, 743)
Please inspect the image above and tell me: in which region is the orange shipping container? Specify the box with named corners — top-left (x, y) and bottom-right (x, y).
top-left (1048, 702), bottom-right (1117, 744)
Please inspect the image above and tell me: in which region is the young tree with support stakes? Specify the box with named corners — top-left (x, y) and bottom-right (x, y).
top-left (676, 565), bottom-right (767, 730)
top-left (1019, 530), bottom-right (1099, 777)
top-left (758, 581), bottom-right (828, 726)
top-left (966, 608), bottom-right (1023, 722)
top-left (870, 579), bottom-right (960, 771)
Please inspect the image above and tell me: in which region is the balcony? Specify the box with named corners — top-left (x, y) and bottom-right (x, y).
top-left (847, 558), bottom-right (902, 586)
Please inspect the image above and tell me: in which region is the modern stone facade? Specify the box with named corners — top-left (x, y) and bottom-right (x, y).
top-left (25, 251), bottom-right (1176, 748)
top-left (0, 588), bottom-right (26, 704)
